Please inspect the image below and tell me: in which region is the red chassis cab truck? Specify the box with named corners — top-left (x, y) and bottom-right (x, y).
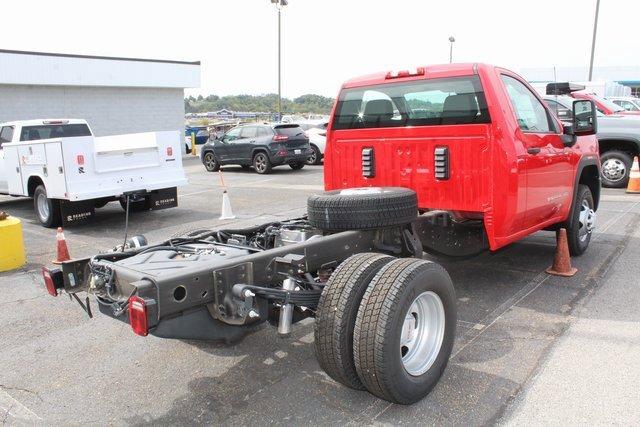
top-left (325, 63), bottom-right (601, 256)
top-left (43, 63), bottom-right (600, 406)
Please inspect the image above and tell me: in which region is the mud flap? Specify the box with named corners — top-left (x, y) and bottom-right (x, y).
top-left (148, 187), bottom-right (178, 210)
top-left (60, 200), bottom-right (95, 225)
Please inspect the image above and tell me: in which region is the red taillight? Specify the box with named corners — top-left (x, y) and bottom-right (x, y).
top-left (41, 266), bottom-right (58, 297)
top-left (277, 149), bottom-right (288, 156)
top-left (76, 154), bottom-right (84, 166)
top-left (166, 147), bottom-right (173, 156)
top-left (128, 296), bottom-right (148, 336)
top-left (273, 134), bottom-right (288, 142)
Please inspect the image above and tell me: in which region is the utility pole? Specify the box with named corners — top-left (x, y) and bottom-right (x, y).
top-left (271, 0), bottom-right (288, 121)
top-left (449, 36), bottom-right (455, 63)
top-left (588, 0), bottom-right (600, 81)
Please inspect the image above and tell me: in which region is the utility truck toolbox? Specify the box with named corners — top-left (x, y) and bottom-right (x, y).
top-left (0, 119), bottom-right (187, 227)
top-left (42, 64), bottom-right (600, 405)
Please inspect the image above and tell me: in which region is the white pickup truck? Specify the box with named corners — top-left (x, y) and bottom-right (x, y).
top-left (0, 119), bottom-right (187, 227)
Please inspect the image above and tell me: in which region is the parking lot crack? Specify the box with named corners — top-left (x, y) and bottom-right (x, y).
top-left (0, 295), bottom-right (44, 306)
top-left (0, 385), bottom-right (42, 402)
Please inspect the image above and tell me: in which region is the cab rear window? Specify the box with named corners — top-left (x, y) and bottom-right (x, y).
top-left (333, 76), bottom-right (490, 130)
top-left (20, 124), bottom-right (92, 141)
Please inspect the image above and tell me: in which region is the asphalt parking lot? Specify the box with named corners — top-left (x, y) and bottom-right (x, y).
top-left (1, 156), bottom-right (639, 425)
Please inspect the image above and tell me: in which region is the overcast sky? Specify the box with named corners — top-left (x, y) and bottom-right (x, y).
top-left (1, 0), bottom-right (637, 98)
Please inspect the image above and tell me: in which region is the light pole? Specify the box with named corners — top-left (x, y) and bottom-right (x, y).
top-left (448, 36), bottom-right (455, 63)
top-left (588, 0), bottom-right (600, 81)
top-left (271, 0), bottom-right (288, 121)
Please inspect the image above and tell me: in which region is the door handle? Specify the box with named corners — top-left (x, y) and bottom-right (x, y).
top-left (527, 147), bottom-right (541, 155)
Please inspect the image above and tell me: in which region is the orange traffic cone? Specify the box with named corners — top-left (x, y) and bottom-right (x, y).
top-left (52, 227), bottom-right (71, 264)
top-left (626, 156), bottom-right (640, 194)
top-left (546, 228), bottom-right (577, 277)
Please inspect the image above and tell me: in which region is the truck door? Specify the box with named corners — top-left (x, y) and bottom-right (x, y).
top-left (0, 126), bottom-right (15, 192)
top-left (500, 75), bottom-right (573, 228)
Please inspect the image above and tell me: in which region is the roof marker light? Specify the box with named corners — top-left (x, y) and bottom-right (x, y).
top-left (385, 67), bottom-right (426, 79)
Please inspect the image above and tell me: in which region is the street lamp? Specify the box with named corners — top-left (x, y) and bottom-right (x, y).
top-left (271, 0), bottom-right (288, 121)
top-left (448, 36), bottom-right (455, 63)
top-left (588, 0), bottom-right (600, 81)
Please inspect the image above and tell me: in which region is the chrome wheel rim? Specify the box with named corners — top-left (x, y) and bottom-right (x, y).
top-left (254, 154), bottom-right (267, 173)
top-left (400, 291), bottom-right (446, 376)
top-left (37, 193), bottom-right (49, 221)
top-left (578, 199), bottom-right (596, 242)
top-left (204, 153), bottom-right (216, 170)
top-left (602, 158), bottom-right (627, 182)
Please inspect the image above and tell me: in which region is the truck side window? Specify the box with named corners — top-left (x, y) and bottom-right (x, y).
top-left (501, 75), bottom-right (552, 133)
top-left (0, 126), bottom-right (14, 148)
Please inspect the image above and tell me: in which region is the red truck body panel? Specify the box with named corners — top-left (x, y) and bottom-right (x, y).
top-left (324, 63), bottom-right (599, 251)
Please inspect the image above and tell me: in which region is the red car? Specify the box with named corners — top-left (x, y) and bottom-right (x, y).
top-left (571, 92), bottom-right (640, 116)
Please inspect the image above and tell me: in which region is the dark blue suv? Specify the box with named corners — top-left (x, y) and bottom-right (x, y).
top-left (200, 123), bottom-right (311, 174)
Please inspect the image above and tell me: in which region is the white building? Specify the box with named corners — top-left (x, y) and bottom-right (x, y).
top-left (0, 49), bottom-right (200, 136)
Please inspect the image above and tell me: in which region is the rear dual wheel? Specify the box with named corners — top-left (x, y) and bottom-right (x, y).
top-left (315, 254), bottom-right (456, 404)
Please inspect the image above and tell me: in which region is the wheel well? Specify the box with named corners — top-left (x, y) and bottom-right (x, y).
top-left (579, 164), bottom-right (601, 210)
top-left (27, 176), bottom-right (44, 197)
top-left (599, 139), bottom-right (639, 157)
top-left (252, 149), bottom-right (268, 160)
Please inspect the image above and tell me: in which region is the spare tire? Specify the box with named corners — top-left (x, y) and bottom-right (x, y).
top-left (307, 187), bottom-right (418, 231)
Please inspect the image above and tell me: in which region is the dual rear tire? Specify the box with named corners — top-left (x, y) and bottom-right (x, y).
top-left (314, 253), bottom-right (456, 404)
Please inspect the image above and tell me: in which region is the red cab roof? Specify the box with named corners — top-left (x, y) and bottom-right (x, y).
top-left (342, 63), bottom-right (493, 89)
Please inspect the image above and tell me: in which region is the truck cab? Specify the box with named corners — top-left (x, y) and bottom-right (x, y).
top-left (324, 63), bottom-right (600, 255)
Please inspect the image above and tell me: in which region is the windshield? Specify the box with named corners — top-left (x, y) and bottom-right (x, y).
top-left (20, 124), bottom-right (92, 141)
top-left (333, 76), bottom-right (490, 130)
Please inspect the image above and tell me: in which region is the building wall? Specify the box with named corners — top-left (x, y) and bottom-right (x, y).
top-left (0, 85), bottom-right (185, 136)
top-left (0, 50), bottom-right (200, 88)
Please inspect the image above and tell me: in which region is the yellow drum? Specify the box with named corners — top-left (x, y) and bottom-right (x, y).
top-left (0, 216), bottom-right (27, 272)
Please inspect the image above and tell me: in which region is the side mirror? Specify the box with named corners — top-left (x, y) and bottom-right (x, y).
top-left (561, 123), bottom-right (576, 147)
top-left (572, 100), bottom-right (597, 136)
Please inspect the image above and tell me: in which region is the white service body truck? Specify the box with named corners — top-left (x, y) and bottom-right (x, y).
top-left (0, 119), bottom-right (187, 227)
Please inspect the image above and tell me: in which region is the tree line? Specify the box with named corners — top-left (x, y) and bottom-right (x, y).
top-left (185, 93), bottom-right (335, 114)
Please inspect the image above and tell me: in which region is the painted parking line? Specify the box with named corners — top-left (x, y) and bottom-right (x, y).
top-left (0, 388), bottom-right (41, 421)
